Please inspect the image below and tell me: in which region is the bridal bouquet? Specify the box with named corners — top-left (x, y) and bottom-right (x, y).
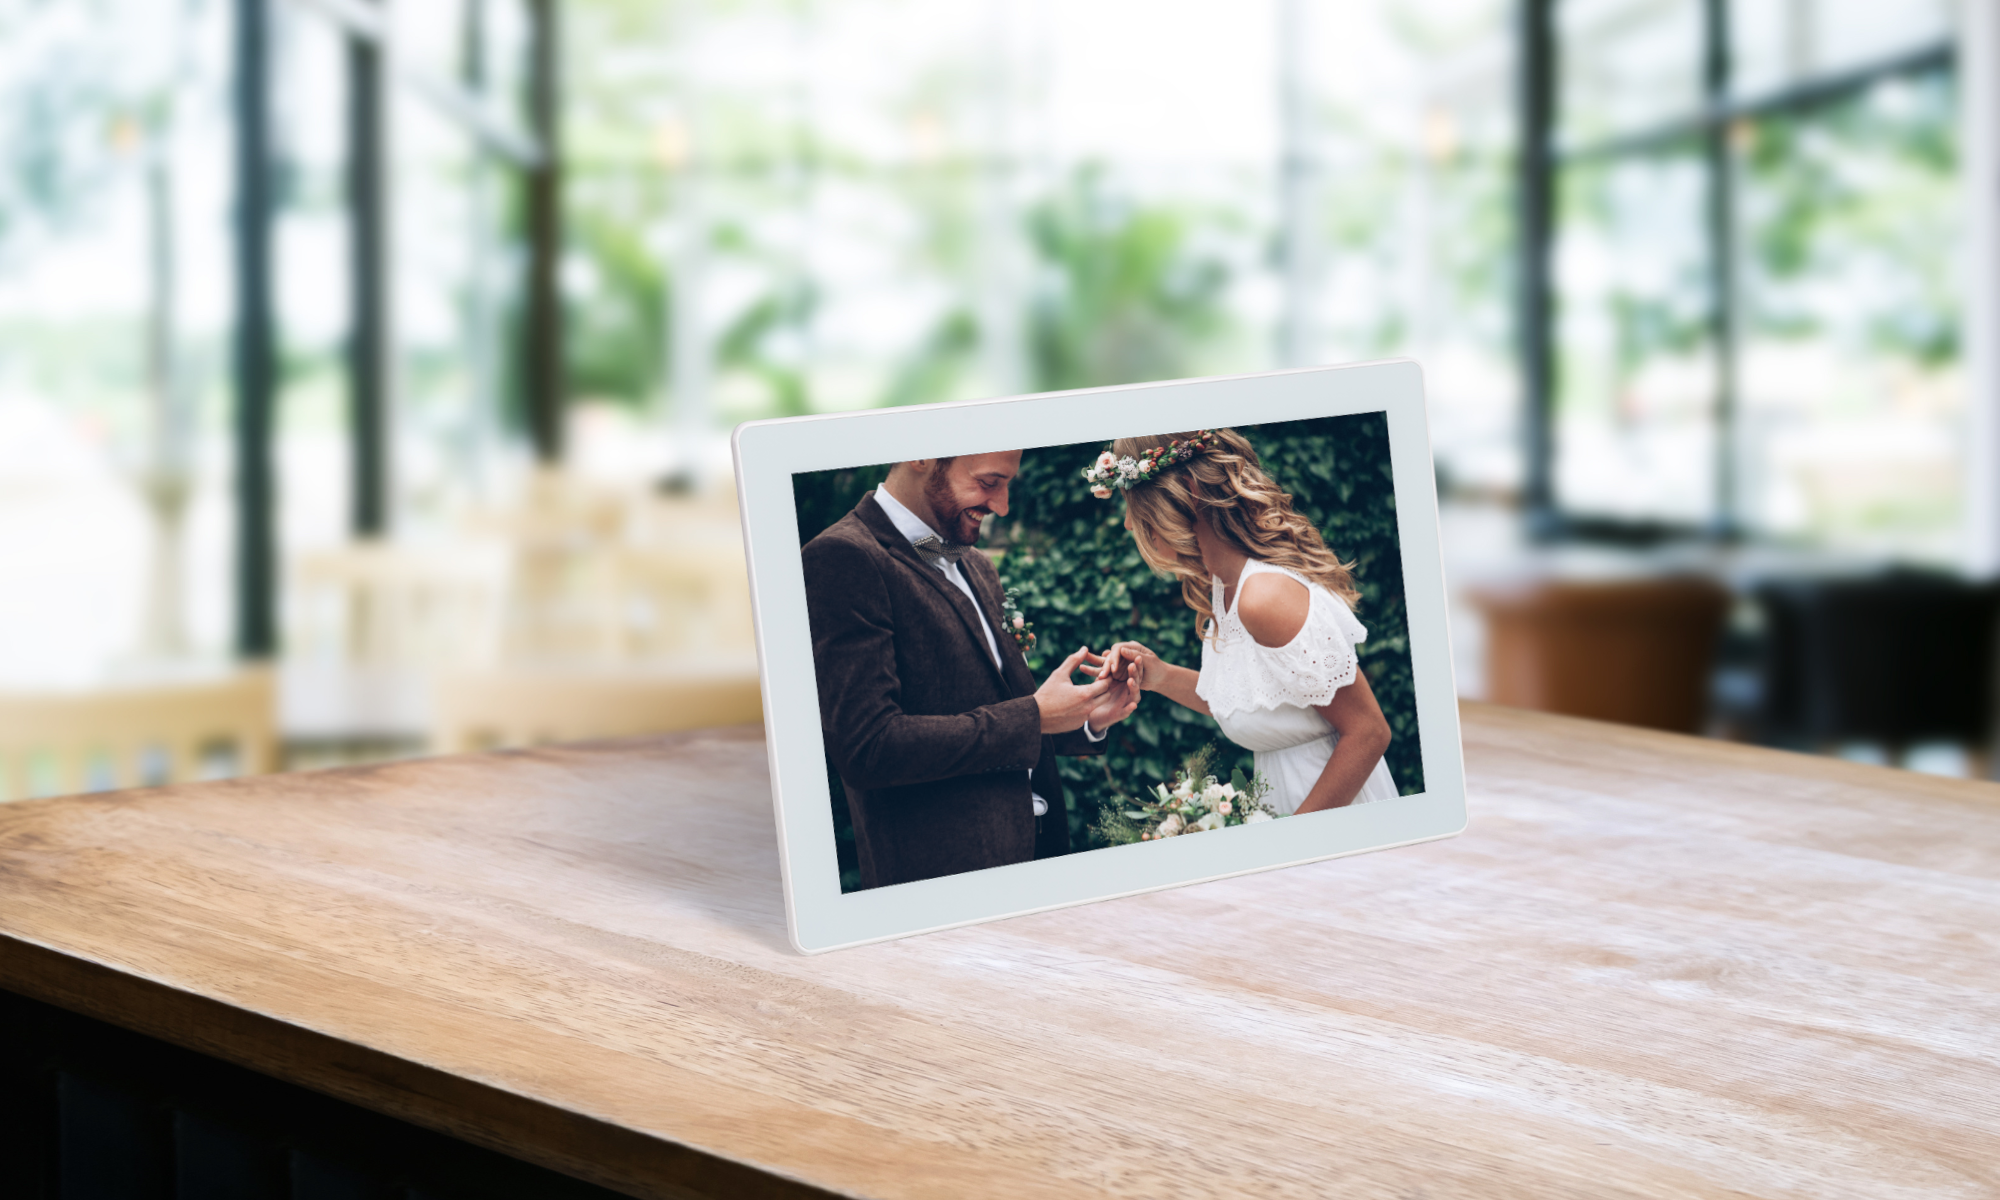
top-left (1095, 744), bottom-right (1278, 846)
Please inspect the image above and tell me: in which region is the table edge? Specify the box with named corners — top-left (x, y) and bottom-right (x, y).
top-left (0, 932), bottom-right (845, 1200)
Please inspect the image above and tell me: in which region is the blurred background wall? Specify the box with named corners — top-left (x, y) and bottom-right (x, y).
top-left (1, 0), bottom-right (1995, 797)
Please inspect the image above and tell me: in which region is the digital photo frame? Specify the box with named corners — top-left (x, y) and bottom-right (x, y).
top-left (734, 360), bottom-right (1465, 953)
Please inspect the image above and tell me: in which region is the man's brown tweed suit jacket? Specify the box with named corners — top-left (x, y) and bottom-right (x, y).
top-left (802, 492), bottom-right (1103, 889)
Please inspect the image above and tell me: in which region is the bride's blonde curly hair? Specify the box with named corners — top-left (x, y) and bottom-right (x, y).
top-left (1112, 427), bottom-right (1359, 639)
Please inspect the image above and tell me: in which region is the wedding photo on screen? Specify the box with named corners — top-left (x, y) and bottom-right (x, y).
top-left (792, 413), bottom-right (1424, 894)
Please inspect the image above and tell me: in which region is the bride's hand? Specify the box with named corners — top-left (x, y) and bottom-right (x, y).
top-left (1098, 641), bottom-right (1163, 691)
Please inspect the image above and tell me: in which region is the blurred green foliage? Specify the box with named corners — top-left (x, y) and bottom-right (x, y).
top-left (1557, 67), bottom-right (1959, 402)
top-left (793, 412), bottom-right (1422, 885)
top-left (881, 308), bottom-right (979, 409)
top-left (557, 155), bottom-right (1235, 428)
top-left (715, 274), bottom-right (818, 418)
top-left (565, 206), bottom-right (669, 403)
top-left (0, 15), bottom-right (141, 262)
top-left (1558, 145), bottom-right (1714, 387)
top-left (1739, 70), bottom-right (1959, 368)
top-left (1025, 167), bottom-right (1231, 393)
top-left (872, 165), bottom-right (1235, 409)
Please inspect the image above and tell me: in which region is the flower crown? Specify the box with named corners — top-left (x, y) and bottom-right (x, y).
top-left (1081, 431), bottom-right (1218, 498)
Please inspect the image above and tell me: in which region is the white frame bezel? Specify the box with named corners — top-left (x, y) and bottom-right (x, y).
top-left (733, 360), bottom-right (1465, 953)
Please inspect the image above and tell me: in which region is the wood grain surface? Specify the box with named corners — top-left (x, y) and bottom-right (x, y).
top-left (2, 703), bottom-right (1997, 1199)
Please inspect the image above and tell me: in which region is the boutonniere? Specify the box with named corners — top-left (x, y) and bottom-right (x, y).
top-left (1000, 587), bottom-right (1037, 655)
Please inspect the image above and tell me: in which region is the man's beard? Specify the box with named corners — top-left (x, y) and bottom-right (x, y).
top-left (922, 468), bottom-right (988, 546)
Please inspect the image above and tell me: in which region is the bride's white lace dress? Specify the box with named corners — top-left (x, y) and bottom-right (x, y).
top-left (1194, 559), bottom-right (1399, 815)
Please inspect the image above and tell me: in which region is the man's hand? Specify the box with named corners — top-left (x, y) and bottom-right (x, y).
top-left (1035, 646), bottom-right (1115, 733)
top-left (1084, 671), bottom-right (1140, 733)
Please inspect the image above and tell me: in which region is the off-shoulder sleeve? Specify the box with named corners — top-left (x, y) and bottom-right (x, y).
top-left (1197, 587), bottom-right (1370, 717)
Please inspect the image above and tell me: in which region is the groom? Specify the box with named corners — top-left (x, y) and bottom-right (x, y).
top-left (803, 451), bottom-right (1139, 889)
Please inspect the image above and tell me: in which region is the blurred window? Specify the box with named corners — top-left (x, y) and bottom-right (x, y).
top-left (1555, 144), bottom-right (1714, 524)
top-left (2, 1), bottom-right (1529, 694)
top-left (1736, 71), bottom-right (1961, 556)
top-left (274, 9), bottom-right (358, 569)
top-left (1540, 0), bottom-right (1959, 551)
top-left (0, 0), bottom-right (235, 681)
top-left (0, 0), bottom-right (534, 688)
top-left (1731, 0), bottom-right (1955, 99)
top-left (563, 0), bottom-right (1522, 491)
top-left (1558, 0), bottom-right (1703, 146)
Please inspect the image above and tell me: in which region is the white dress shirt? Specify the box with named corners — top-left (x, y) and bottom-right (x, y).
top-left (873, 487), bottom-right (1102, 818)
top-left (874, 487), bottom-right (1004, 669)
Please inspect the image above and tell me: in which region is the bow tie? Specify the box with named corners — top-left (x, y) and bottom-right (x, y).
top-left (911, 534), bottom-right (969, 566)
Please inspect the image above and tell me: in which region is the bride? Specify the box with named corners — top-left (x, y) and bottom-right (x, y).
top-left (1087, 429), bottom-right (1397, 815)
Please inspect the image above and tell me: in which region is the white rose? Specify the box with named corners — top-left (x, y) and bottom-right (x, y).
top-left (1096, 451), bottom-right (1118, 471)
top-left (1243, 810), bottom-right (1273, 824)
top-left (1138, 458), bottom-right (1154, 473)
top-left (1191, 810), bottom-right (1225, 832)
top-left (1091, 484), bottom-right (1113, 499)
top-left (1156, 813), bottom-right (1184, 837)
top-left (1218, 782), bottom-right (1236, 800)
top-left (1201, 783), bottom-right (1225, 804)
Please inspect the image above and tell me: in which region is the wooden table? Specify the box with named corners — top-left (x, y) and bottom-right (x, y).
top-left (3, 704), bottom-right (1997, 1199)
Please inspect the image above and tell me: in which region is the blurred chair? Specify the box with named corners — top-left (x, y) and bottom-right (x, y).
top-left (465, 467), bottom-right (633, 548)
top-left (627, 478), bottom-right (742, 542)
top-left (458, 469), bottom-right (632, 662)
top-left (605, 545), bottom-right (755, 658)
top-left (621, 483), bottom-right (752, 655)
top-left (498, 543), bottom-right (753, 662)
top-left (292, 541), bottom-right (506, 667)
top-left (492, 477), bottom-right (754, 663)
top-left (497, 541), bottom-right (621, 661)
top-left (429, 659), bottom-right (763, 754)
top-left (1466, 576), bottom-right (1731, 733)
top-left (1751, 572), bottom-right (2000, 759)
top-left (0, 669), bottom-right (278, 801)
